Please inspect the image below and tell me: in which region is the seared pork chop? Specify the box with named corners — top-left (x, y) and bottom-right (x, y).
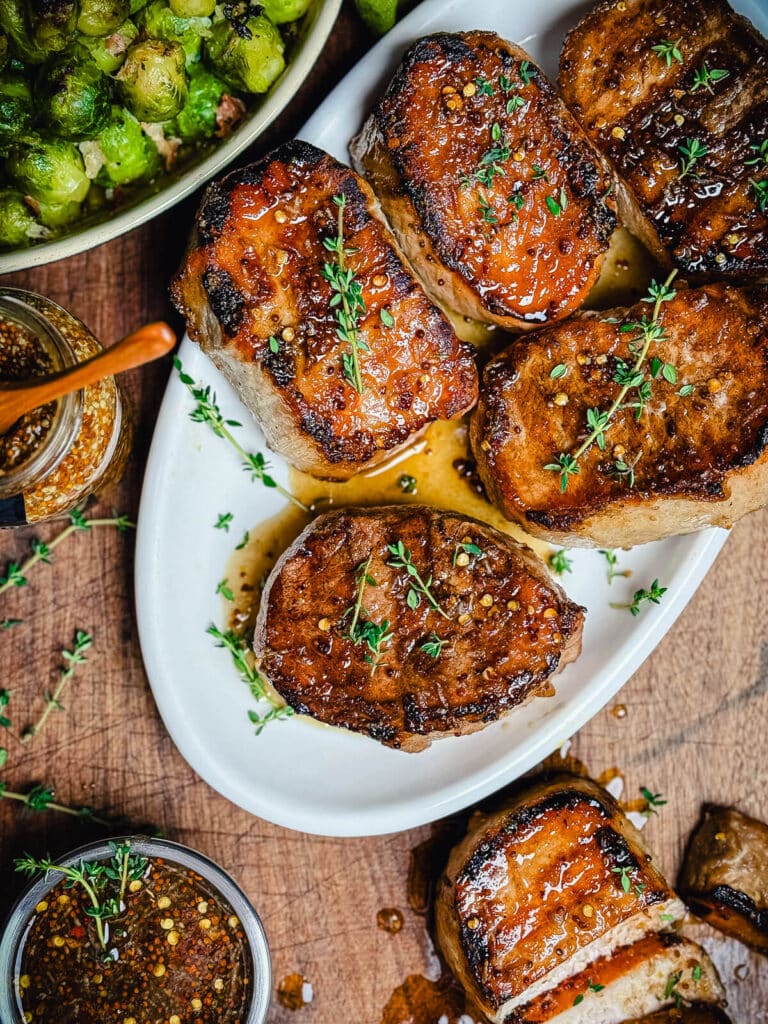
top-left (510, 934), bottom-right (725, 1023)
top-left (435, 775), bottom-right (685, 1023)
top-left (172, 141), bottom-right (478, 481)
top-left (470, 283), bottom-right (768, 548)
top-left (560, 0), bottom-right (768, 280)
top-left (679, 805), bottom-right (768, 955)
top-left (351, 31), bottom-right (616, 330)
top-left (253, 506), bottom-right (584, 751)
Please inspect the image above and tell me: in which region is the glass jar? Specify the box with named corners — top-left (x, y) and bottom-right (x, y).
top-left (0, 288), bottom-right (132, 527)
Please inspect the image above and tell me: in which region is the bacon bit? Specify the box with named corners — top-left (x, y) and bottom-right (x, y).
top-left (141, 122), bottom-right (181, 171)
top-left (215, 94), bottom-right (246, 139)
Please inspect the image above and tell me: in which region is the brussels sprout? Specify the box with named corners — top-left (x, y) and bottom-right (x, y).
top-left (0, 71), bottom-right (33, 141)
top-left (94, 104), bottom-right (160, 185)
top-left (260, 0), bottom-right (309, 24)
top-left (74, 16), bottom-right (137, 73)
top-left (36, 57), bottom-right (110, 138)
top-left (0, 0), bottom-right (49, 62)
top-left (77, 0), bottom-right (129, 35)
top-left (116, 38), bottom-right (188, 121)
top-left (169, 62), bottom-right (226, 141)
top-left (0, 187), bottom-right (44, 247)
top-left (34, 196), bottom-right (81, 226)
top-left (28, 0), bottom-right (78, 53)
top-left (204, 13), bottom-right (284, 94)
top-left (6, 139), bottom-right (90, 208)
top-left (128, 0), bottom-right (148, 13)
top-left (168, 0), bottom-right (213, 18)
top-left (136, 1), bottom-right (210, 68)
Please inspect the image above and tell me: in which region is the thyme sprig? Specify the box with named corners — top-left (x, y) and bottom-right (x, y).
top-left (207, 624), bottom-right (293, 734)
top-left (387, 541), bottom-right (449, 619)
top-left (678, 137), bottom-right (708, 179)
top-left (175, 358), bottom-right (309, 513)
top-left (16, 855), bottom-right (112, 949)
top-left (599, 549), bottom-right (630, 584)
top-left (652, 38), bottom-right (683, 66)
top-left (420, 633), bottom-right (446, 658)
top-left (345, 557), bottom-right (392, 672)
top-left (545, 272), bottom-right (678, 492)
top-left (746, 139), bottom-right (768, 167)
top-left (640, 786), bottom-right (668, 815)
top-left (21, 631), bottom-right (93, 744)
top-left (0, 510), bottom-right (134, 597)
top-left (690, 63), bottom-right (729, 93)
top-left (750, 178), bottom-right (768, 213)
top-left (549, 549), bottom-right (572, 575)
top-left (322, 193), bottom-right (368, 394)
top-left (0, 780), bottom-right (155, 831)
top-left (612, 579), bottom-right (667, 616)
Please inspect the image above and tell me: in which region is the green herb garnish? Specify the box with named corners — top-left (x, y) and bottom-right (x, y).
top-left (612, 579), bottom-right (667, 616)
top-left (641, 786), bottom-right (668, 814)
top-left (546, 189), bottom-right (567, 217)
top-left (652, 38), bottom-right (683, 67)
top-left (21, 631), bottom-right (92, 744)
top-left (549, 549), bottom-right (572, 576)
top-left (215, 512), bottom-right (234, 531)
top-left (207, 624), bottom-right (293, 734)
top-left (599, 549), bottom-right (630, 584)
top-left (216, 578), bottom-right (234, 601)
top-left (420, 633), bottom-right (447, 659)
top-left (387, 540), bottom-right (449, 619)
top-left (678, 137), bottom-right (708, 179)
top-left (398, 474), bottom-right (417, 494)
top-left (323, 193), bottom-right (368, 394)
top-left (690, 63), bottom-right (729, 93)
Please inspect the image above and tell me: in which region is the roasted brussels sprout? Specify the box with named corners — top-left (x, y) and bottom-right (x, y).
top-left (0, 71), bottom-right (33, 142)
top-left (168, 0), bottom-right (213, 18)
top-left (6, 139), bottom-right (90, 210)
top-left (33, 196), bottom-right (81, 226)
top-left (74, 16), bottom-right (137, 72)
top-left (128, 0), bottom-right (148, 13)
top-left (170, 61), bottom-right (226, 140)
top-left (77, 0), bottom-right (129, 35)
top-left (260, 0), bottom-right (310, 24)
top-left (135, 0), bottom-right (210, 67)
top-left (204, 12), bottom-right (284, 94)
top-left (0, 187), bottom-right (44, 247)
top-left (115, 38), bottom-right (188, 120)
top-left (36, 57), bottom-right (110, 137)
top-left (94, 104), bottom-right (160, 185)
top-left (0, 0), bottom-right (50, 62)
top-left (27, 0), bottom-right (79, 53)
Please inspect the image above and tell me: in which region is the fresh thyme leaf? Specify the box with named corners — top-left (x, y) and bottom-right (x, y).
top-left (746, 139), bottom-right (768, 167)
top-left (176, 358), bottom-right (310, 513)
top-left (1, 618), bottom-right (21, 629)
top-left (598, 549), bottom-right (630, 585)
top-left (387, 540), bottom-right (449, 619)
top-left (478, 194), bottom-right (498, 225)
top-left (0, 688), bottom-right (10, 729)
top-left (750, 178), bottom-right (768, 213)
top-left (531, 164), bottom-right (549, 181)
top-left (549, 549), bottom-right (573, 575)
top-left (507, 191), bottom-right (525, 213)
top-left (612, 579), bottom-right (667, 616)
top-left (678, 383), bottom-right (695, 397)
top-left (573, 995), bottom-right (584, 1006)
top-left (452, 540), bottom-right (483, 567)
top-left (519, 60), bottom-right (536, 86)
top-left (214, 512), bottom-right (234, 531)
top-left (546, 189), bottom-right (567, 216)
top-left (420, 633), bottom-right (447, 658)
top-left (692, 964), bottom-right (702, 982)
top-left (506, 94), bottom-right (525, 113)
top-left (268, 335), bottom-right (280, 354)
top-left (664, 970), bottom-right (684, 1008)
top-left (216, 578), bottom-right (235, 602)
top-left (398, 474), bottom-right (417, 494)
top-left (652, 38), bottom-right (683, 66)
top-left (640, 786), bottom-right (668, 814)
top-left (207, 623), bottom-right (291, 731)
top-left (678, 137), bottom-right (709, 179)
top-left (690, 63), bottom-right (729, 93)
top-left (588, 981), bottom-right (605, 993)
top-left (544, 271), bottom-right (677, 491)
top-left (609, 453), bottom-right (641, 488)
top-left (21, 631), bottom-right (93, 744)
top-left (550, 363), bottom-right (567, 379)
top-left (380, 308), bottom-right (395, 328)
top-left (323, 193), bottom-right (368, 394)
top-left (612, 865), bottom-right (632, 893)
top-left (0, 748), bottom-right (6, 768)
top-left (475, 76), bottom-right (494, 96)
top-left (235, 531), bottom-right (250, 551)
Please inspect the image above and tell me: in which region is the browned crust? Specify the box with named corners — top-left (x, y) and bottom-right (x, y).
top-left (679, 804), bottom-right (768, 955)
top-left (172, 140), bottom-right (478, 481)
top-left (560, 0), bottom-right (768, 281)
top-left (435, 775), bottom-right (678, 1016)
top-left (470, 283), bottom-right (768, 548)
top-left (352, 31), bottom-right (616, 329)
top-left (253, 507), bottom-right (584, 751)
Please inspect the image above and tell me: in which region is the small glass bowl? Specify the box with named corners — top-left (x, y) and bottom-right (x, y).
top-left (0, 836), bottom-right (271, 1024)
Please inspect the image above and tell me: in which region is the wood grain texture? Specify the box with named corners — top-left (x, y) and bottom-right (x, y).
top-left (0, 4), bottom-right (766, 1020)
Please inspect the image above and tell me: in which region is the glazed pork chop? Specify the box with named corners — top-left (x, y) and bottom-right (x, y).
top-left (351, 31), bottom-right (616, 330)
top-left (172, 141), bottom-right (478, 481)
top-left (509, 935), bottom-right (725, 1022)
top-left (470, 283), bottom-right (768, 548)
top-left (679, 805), bottom-right (768, 955)
top-left (253, 506), bottom-right (584, 751)
top-left (560, 0), bottom-right (768, 280)
top-left (435, 775), bottom-right (686, 1023)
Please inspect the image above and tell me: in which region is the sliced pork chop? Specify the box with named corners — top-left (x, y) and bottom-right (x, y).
top-left (351, 31), bottom-right (616, 330)
top-left (435, 775), bottom-right (685, 1023)
top-left (679, 805), bottom-right (768, 955)
top-left (560, 0), bottom-right (768, 280)
top-left (470, 283), bottom-right (768, 548)
top-left (172, 140), bottom-right (478, 481)
top-left (510, 934), bottom-right (725, 1023)
top-left (253, 506), bottom-right (584, 752)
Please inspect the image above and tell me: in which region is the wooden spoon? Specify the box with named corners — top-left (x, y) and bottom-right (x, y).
top-left (0, 321), bottom-right (176, 435)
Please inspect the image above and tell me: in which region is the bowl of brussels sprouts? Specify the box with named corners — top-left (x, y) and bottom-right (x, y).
top-left (0, 0), bottom-right (342, 271)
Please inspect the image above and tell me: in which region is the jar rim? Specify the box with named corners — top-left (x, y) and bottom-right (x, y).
top-left (0, 835), bottom-right (272, 1024)
top-left (0, 291), bottom-right (83, 503)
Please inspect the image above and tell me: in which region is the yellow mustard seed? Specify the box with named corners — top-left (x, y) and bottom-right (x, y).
top-left (199, 918), bottom-right (212, 930)
top-left (153, 963), bottom-right (166, 978)
top-left (455, 551), bottom-right (470, 567)
top-left (553, 392), bottom-right (568, 407)
top-left (52, 936), bottom-right (65, 948)
top-left (157, 896), bottom-right (171, 910)
top-left (318, 617), bottom-right (332, 631)
top-left (34, 901), bottom-right (48, 913)
top-left (583, 904), bottom-right (594, 918)
top-left (274, 210), bottom-right (287, 224)
top-left (281, 327), bottom-right (295, 342)
top-left (512, 149), bottom-right (525, 162)
top-left (197, 901), bottom-right (209, 914)
top-left (507, 600), bottom-right (520, 611)
top-left (707, 378), bottom-right (722, 394)
top-left (19, 975), bottom-right (31, 989)
top-left (611, 126), bottom-right (626, 140)
top-left (228, 915), bottom-right (239, 928)
top-left (167, 931), bottom-right (180, 946)
top-left (458, 613), bottom-right (471, 624)
top-left (191, 998), bottom-right (203, 1010)
top-left (462, 82), bottom-right (476, 97)
top-left (129, 879), bottom-right (142, 893)
top-left (543, 608), bottom-right (558, 619)
top-left (160, 918), bottom-right (174, 930)
top-left (372, 273), bottom-right (388, 287)
top-left (214, 978), bottom-right (225, 992)
top-left (479, 594), bottom-right (494, 607)
top-left (57, 894), bottom-right (69, 905)
top-left (674, 114), bottom-right (685, 127)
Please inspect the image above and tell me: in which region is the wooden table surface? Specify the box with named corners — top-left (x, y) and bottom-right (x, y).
top-left (1, 4), bottom-right (766, 1020)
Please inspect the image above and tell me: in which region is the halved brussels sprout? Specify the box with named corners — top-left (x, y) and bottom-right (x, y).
top-left (204, 12), bottom-right (284, 94)
top-left (36, 57), bottom-right (110, 138)
top-left (6, 138), bottom-right (90, 207)
top-left (94, 104), bottom-right (160, 185)
top-left (0, 187), bottom-right (45, 247)
top-left (115, 38), bottom-right (188, 121)
top-left (135, 0), bottom-right (210, 68)
top-left (170, 62), bottom-right (226, 141)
